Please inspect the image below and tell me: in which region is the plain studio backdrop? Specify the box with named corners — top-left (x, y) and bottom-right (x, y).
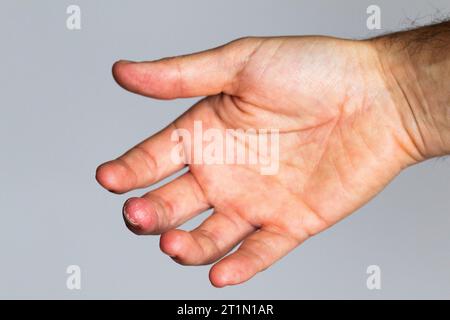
top-left (0, 0), bottom-right (449, 299)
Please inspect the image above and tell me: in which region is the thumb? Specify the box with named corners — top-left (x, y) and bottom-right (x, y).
top-left (112, 37), bottom-right (262, 99)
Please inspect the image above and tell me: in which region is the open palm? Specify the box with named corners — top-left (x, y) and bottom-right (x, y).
top-left (96, 36), bottom-right (417, 287)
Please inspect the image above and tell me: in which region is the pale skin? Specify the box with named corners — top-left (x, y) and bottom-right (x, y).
top-left (96, 22), bottom-right (450, 287)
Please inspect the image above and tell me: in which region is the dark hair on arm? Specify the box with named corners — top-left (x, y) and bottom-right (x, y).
top-left (373, 20), bottom-right (450, 59)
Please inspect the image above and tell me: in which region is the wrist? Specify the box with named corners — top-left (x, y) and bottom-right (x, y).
top-left (370, 24), bottom-right (450, 160)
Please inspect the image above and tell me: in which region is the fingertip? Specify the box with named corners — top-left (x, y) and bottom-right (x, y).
top-left (209, 264), bottom-right (231, 288)
top-left (111, 58), bottom-right (181, 99)
top-left (96, 160), bottom-right (133, 194)
top-left (123, 197), bottom-right (157, 234)
top-left (95, 162), bottom-right (123, 193)
top-left (160, 229), bottom-right (186, 259)
top-left (210, 259), bottom-right (254, 287)
top-left (112, 59), bottom-right (155, 96)
top-left (112, 60), bottom-right (135, 84)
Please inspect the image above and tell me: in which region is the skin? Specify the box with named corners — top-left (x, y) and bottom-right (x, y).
top-left (96, 25), bottom-right (450, 287)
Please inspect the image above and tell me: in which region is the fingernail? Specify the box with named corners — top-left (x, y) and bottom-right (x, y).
top-left (117, 59), bottom-right (136, 65)
top-left (124, 212), bottom-right (139, 226)
top-left (123, 199), bottom-right (148, 227)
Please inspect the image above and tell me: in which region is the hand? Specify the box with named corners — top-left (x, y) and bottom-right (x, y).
top-left (96, 36), bottom-right (425, 287)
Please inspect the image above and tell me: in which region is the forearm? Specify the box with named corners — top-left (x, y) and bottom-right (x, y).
top-left (372, 21), bottom-right (450, 159)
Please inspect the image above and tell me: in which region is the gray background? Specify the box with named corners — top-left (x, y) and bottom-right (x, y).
top-left (0, 0), bottom-right (449, 299)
